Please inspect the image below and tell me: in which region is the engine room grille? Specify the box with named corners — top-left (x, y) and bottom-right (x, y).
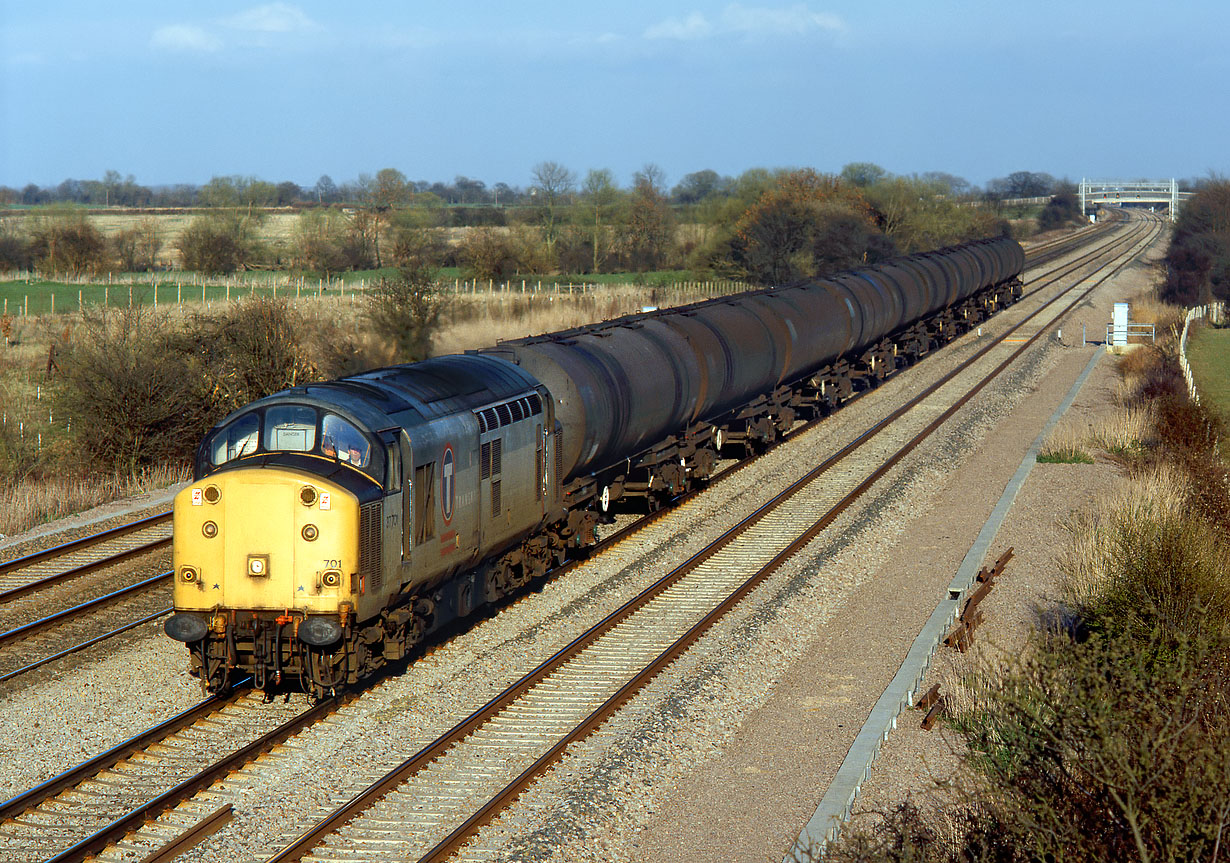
top-left (536, 423), bottom-right (544, 501)
top-left (491, 438), bottom-right (502, 476)
top-left (491, 479), bottom-right (502, 516)
top-left (480, 441), bottom-right (491, 480)
top-left (359, 501), bottom-right (383, 592)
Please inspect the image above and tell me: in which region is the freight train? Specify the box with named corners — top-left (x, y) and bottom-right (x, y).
top-left (165, 237), bottom-right (1025, 697)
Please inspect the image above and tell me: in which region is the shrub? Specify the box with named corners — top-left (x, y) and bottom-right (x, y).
top-left (1036, 191), bottom-right (1084, 231)
top-left (967, 629), bottom-right (1230, 862)
top-left (458, 227), bottom-right (526, 280)
top-left (1163, 181), bottom-right (1230, 304)
top-left (53, 300), bottom-right (333, 474)
top-left (180, 298), bottom-right (319, 417)
top-left (26, 210), bottom-right (107, 276)
top-left (0, 220), bottom-right (32, 270)
top-left (367, 263), bottom-right (445, 363)
top-left (829, 629), bottom-right (1230, 863)
top-left (177, 211), bottom-right (265, 274)
top-left (111, 218), bottom-right (162, 272)
top-left (53, 307), bottom-right (211, 472)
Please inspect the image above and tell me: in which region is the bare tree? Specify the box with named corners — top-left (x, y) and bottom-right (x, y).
top-left (581, 168), bottom-right (621, 273)
top-left (531, 161), bottom-right (576, 248)
top-left (633, 163), bottom-right (667, 195)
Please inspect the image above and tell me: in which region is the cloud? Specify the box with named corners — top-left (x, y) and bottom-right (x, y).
top-left (150, 24), bottom-right (223, 52)
top-left (150, 4), bottom-right (319, 53)
top-left (223, 3), bottom-right (319, 34)
top-left (644, 3), bottom-right (845, 41)
top-left (644, 12), bottom-right (712, 41)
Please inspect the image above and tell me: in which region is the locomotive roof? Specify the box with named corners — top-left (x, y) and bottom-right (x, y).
top-left (216, 354), bottom-right (540, 433)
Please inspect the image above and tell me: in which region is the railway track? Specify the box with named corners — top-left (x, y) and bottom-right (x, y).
top-left (0, 513), bottom-right (174, 685)
top-left (0, 214), bottom-right (1148, 863)
top-left (0, 679), bottom-right (361, 863)
top-left (239, 214), bottom-right (1164, 863)
top-left (0, 220), bottom-right (1115, 691)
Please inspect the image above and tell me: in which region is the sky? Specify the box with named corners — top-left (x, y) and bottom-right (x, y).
top-left (2, 1), bottom-right (1228, 191)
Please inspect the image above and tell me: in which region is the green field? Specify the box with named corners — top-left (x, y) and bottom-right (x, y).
top-left (0, 277), bottom-right (348, 316)
top-left (1186, 325), bottom-right (1230, 423)
top-left (0, 268), bottom-right (736, 317)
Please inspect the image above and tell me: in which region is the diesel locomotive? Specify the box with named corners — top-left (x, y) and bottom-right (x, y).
top-left (165, 237), bottom-right (1025, 697)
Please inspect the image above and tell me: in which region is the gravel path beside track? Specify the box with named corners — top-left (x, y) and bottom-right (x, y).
top-left (621, 230), bottom-right (1165, 863)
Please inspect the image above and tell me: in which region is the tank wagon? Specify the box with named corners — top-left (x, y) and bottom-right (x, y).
top-left (166, 237), bottom-right (1024, 697)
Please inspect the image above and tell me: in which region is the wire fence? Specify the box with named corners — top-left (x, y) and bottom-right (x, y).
top-left (1179, 301), bottom-right (1225, 404)
top-left (0, 270), bottom-right (751, 317)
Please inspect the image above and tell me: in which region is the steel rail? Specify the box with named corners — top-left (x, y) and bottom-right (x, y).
top-left (0, 608), bottom-right (171, 685)
top-left (136, 804), bottom-right (233, 863)
top-left (0, 570), bottom-right (171, 649)
top-left (0, 678), bottom-right (251, 822)
top-left (0, 510), bottom-right (170, 578)
top-left (46, 691), bottom-right (354, 863)
top-left (264, 212), bottom-right (1162, 863)
top-left (0, 534), bottom-right (171, 604)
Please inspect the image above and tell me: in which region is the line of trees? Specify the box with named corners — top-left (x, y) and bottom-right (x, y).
top-left (3, 165), bottom-right (1103, 212)
top-left (1, 161), bottom-right (1051, 284)
top-left (1162, 180), bottom-right (1230, 305)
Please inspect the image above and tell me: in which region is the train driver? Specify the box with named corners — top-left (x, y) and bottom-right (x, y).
top-left (321, 414), bottom-right (370, 467)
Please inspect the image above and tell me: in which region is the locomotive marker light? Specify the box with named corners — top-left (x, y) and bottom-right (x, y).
top-left (248, 554), bottom-right (270, 578)
top-left (202, 520), bottom-right (218, 538)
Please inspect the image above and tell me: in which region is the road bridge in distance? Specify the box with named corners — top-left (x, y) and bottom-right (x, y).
top-left (1079, 178), bottom-right (1189, 220)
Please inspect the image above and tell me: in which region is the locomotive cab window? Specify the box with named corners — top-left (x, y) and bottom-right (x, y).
top-left (210, 412), bottom-right (260, 466)
top-left (264, 405), bottom-right (317, 453)
top-left (322, 414), bottom-right (371, 468)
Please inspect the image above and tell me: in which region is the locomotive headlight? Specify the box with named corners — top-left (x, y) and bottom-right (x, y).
top-left (247, 554), bottom-right (270, 578)
top-left (300, 486), bottom-right (318, 507)
top-left (180, 566), bottom-right (198, 583)
top-left (321, 569), bottom-right (342, 588)
top-left (203, 485), bottom-right (221, 504)
top-left (301, 524), bottom-right (319, 542)
top-left (202, 521), bottom-right (218, 538)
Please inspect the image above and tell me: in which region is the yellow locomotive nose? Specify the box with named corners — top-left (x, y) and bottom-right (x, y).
top-left (172, 469), bottom-right (360, 615)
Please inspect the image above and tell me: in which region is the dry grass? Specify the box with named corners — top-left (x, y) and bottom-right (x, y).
top-left (1128, 294), bottom-right (1187, 335)
top-left (1036, 404), bottom-right (1154, 464)
top-left (1088, 404), bottom-right (1154, 455)
top-left (0, 462), bottom-right (188, 537)
top-left (1058, 462), bottom-right (1192, 609)
top-left (1036, 420), bottom-right (1094, 463)
top-left (432, 286), bottom-right (712, 354)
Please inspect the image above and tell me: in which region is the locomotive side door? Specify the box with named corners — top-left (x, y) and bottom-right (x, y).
top-left (378, 429), bottom-right (407, 585)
